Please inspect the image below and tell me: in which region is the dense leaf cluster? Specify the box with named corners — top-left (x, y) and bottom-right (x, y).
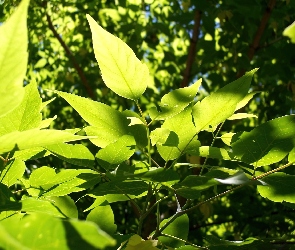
top-left (1, 0), bottom-right (295, 249)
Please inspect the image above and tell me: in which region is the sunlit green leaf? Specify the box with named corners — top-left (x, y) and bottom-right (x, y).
top-left (125, 234), bottom-right (158, 250)
top-left (87, 14), bottom-right (149, 100)
top-left (27, 166), bottom-right (100, 197)
top-left (157, 107), bottom-right (200, 161)
top-left (227, 113), bottom-right (257, 120)
top-left (192, 69), bottom-right (257, 132)
top-left (192, 146), bottom-right (233, 160)
top-left (0, 82), bottom-right (42, 136)
top-left (96, 135), bottom-right (136, 170)
top-left (283, 21), bottom-right (295, 43)
top-left (0, 0), bottom-right (28, 117)
top-left (0, 213), bottom-right (115, 249)
top-left (220, 133), bottom-right (235, 146)
top-left (0, 159), bottom-right (25, 187)
top-left (0, 129), bottom-right (90, 155)
top-left (152, 79), bottom-right (201, 120)
top-left (54, 91), bottom-right (129, 148)
top-left (87, 201), bottom-right (117, 235)
top-left (44, 143), bottom-right (95, 167)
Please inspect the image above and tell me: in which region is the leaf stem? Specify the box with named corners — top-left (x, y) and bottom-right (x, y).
top-left (253, 161), bottom-right (295, 180)
top-left (200, 121), bottom-right (225, 175)
top-left (160, 233), bottom-right (209, 249)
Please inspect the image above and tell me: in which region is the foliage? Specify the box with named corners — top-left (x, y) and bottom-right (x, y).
top-left (1, 0), bottom-right (295, 249)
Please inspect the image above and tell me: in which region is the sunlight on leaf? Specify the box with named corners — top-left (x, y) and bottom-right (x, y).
top-left (87, 14), bottom-right (149, 100)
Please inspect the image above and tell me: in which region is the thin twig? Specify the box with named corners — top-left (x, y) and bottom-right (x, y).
top-left (181, 10), bottom-right (202, 88)
top-left (237, 0), bottom-right (276, 77)
top-left (44, 8), bottom-right (95, 99)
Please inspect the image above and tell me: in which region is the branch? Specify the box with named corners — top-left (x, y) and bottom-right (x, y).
top-left (45, 11), bottom-right (95, 99)
top-left (237, 0), bottom-right (276, 77)
top-left (180, 10), bottom-right (202, 88)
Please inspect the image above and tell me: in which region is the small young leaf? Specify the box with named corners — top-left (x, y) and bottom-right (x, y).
top-left (235, 92), bottom-right (259, 111)
top-left (157, 107), bottom-right (200, 161)
top-left (192, 69), bottom-right (257, 132)
top-left (153, 79), bottom-right (201, 120)
top-left (158, 214), bottom-right (189, 248)
top-left (150, 128), bottom-right (171, 146)
top-left (232, 115), bottom-right (295, 166)
top-left (0, 159), bottom-right (25, 187)
top-left (125, 234), bottom-right (158, 250)
top-left (220, 133), bottom-right (235, 146)
top-left (0, 0), bottom-right (29, 117)
top-left (87, 14), bottom-right (149, 100)
top-left (283, 21), bottom-right (295, 43)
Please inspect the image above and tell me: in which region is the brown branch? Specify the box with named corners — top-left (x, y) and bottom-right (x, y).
top-left (45, 11), bottom-right (95, 99)
top-left (180, 10), bottom-right (202, 88)
top-left (237, 0), bottom-right (276, 77)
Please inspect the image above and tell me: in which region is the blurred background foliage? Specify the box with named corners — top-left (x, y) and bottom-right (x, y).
top-left (2, 0), bottom-right (295, 247)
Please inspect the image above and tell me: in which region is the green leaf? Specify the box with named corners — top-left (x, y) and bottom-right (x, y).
top-left (1, 196), bottom-right (78, 218)
top-left (150, 128), bottom-right (171, 146)
top-left (0, 213), bottom-right (116, 249)
top-left (44, 143), bottom-right (95, 167)
top-left (90, 180), bottom-right (148, 197)
top-left (86, 14), bottom-right (149, 100)
top-left (125, 234), bottom-right (158, 250)
top-left (257, 172), bottom-right (295, 203)
top-left (157, 107), bottom-right (201, 161)
top-left (235, 92), bottom-right (259, 111)
top-left (173, 176), bottom-right (219, 199)
top-left (0, 183), bottom-right (16, 204)
top-left (158, 214), bottom-right (189, 248)
top-left (96, 135), bottom-right (136, 170)
top-left (220, 133), bottom-right (235, 146)
top-left (54, 91), bottom-right (129, 148)
top-left (192, 146), bottom-right (233, 160)
top-left (136, 167), bottom-right (179, 186)
top-left (288, 147), bottom-right (295, 163)
top-left (0, 129), bottom-right (90, 155)
top-left (206, 235), bottom-right (270, 250)
top-left (0, 0), bottom-right (29, 117)
top-left (86, 201), bottom-right (117, 235)
top-left (0, 82), bottom-right (42, 136)
top-left (122, 110), bottom-right (148, 148)
top-left (84, 197), bottom-right (106, 212)
top-left (283, 21), bottom-right (295, 43)
top-left (27, 166), bottom-right (100, 197)
top-left (0, 159), bottom-right (25, 187)
top-left (152, 79), bottom-right (201, 120)
top-left (232, 115), bottom-right (295, 167)
top-left (227, 113), bottom-right (257, 120)
top-left (192, 69), bottom-right (257, 132)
